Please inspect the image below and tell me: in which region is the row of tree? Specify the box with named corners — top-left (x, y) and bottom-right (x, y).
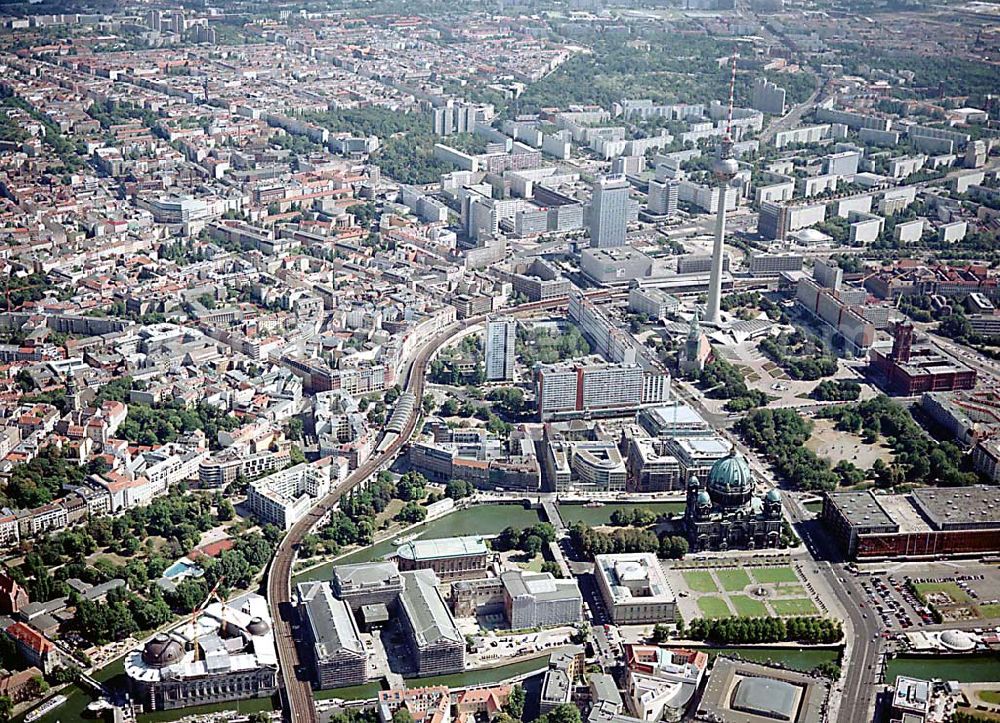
top-left (569, 522), bottom-right (688, 560)
top-left (687, 616), bottom-right (843, 644)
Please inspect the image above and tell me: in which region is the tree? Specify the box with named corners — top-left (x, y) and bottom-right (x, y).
top-left (540, 561), bottom-right (563, 578)
top-left (651, 623), bottom-right (671, 643)
top-left (392, 710), bottom-right (414, 723)
top-left (504, 684), bottom-right (526, 720)
top-left (396, 471), bottom-right (427, 501)
top-left (537, 703), bottom-right (582, 723)
top-left (284, 417), bottom-right (304, 441)
top-left (523, 535), bottom-right (543, 557)
top-left (0, 696), bottom-right (12, 722)
top-left (289, 445), bottom-right (307, 466)
top-left (445, 479), bottom-right (473, 500)
top-left (396, 502), bottom-right (427, 523)
top-left (27, 675), bottom-right (49, 698)
top-left (217, 499), bottom-right (235, 521)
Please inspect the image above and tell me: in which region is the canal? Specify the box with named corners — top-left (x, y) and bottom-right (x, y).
top-left (294, 504), bottom-right (544, 584)
top-left (703, 646), bottom-right (839, 672)
top-left (886, 653), bottom-right (1000, 683)
top-left (558, 502), bottom-right (685, 527)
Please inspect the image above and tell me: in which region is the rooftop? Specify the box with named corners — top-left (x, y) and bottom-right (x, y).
top-left (826, 490), bottom-right (897, 529)
top-left (296, 581), bottom-right (365, 662)
top-left (595, 553), bottom-right (674, 604)
top-left (397, 535), bottom-right (488, 562)
top-left (699, 657), bottom-right (829, 723)
top-left (399, 570), bottom-right (463, 648)
top-left (912, 486), bottom-right (1000, 530)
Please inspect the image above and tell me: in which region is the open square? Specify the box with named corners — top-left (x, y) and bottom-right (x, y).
top-left (666, 561), bottom-right (824, 622)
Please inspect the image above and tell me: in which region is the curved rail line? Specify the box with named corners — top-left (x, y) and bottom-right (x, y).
top-left (265, 294), bottom-right (599, 722)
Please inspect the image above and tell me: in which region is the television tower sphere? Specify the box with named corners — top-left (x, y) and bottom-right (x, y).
top-left (713, 156), bottom-right (739, 182)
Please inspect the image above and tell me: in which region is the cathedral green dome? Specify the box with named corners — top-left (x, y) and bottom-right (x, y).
top-left (708, 451), bottom-right (753, 500)
top-left (697, 490), bottom-right (712, 507)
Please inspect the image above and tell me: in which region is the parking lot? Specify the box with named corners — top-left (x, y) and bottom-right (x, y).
top-left (855, 561), bottom-right (1000, 631)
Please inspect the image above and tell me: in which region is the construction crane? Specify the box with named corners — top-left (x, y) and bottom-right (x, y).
top-left (190, 576), bottom-right (225, 663)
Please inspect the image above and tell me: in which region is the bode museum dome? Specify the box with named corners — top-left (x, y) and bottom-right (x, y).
top-left (684, 450), bottom-right (783, 552)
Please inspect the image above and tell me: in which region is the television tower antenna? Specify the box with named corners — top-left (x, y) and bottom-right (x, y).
top-left (704, 48), bottom-right (740, 327)
top-left (723, 47), bottom-right (738, 158)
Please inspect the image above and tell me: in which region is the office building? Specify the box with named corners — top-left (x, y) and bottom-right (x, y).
top-left (399, 570), bottom-right (465, 675)
top-left (124, 593), bottom-right (278, 711)
top-left (594, 553), bottom-right (676, 624)
top-left (589, 175), bottom-right (630, 248)
top-left (562, 440), bottom-right (628, 492)
top-left (637, 403), bottom-right (712, 438)
top-left (296, 581), bottom-right (367, 689)
top-left (501, 571), bottom-right (583, 629)
top-left (663, 435), bottom-right (732, 485)
top-left (625, 645), bottom-right (707, 722)
top-left (889, 677), bottom-right (931, 722)
top-left (758, 201), bottom-right (827, 241)
top-left (626, 437), bottom-right (682, 493)
top-left (540, 647), bottom-right (585, 714)
top-left (485, 317), bottom-right (516, 382)
top-left (748, 252), bottom-right (803, 276)
top-left (628, 287), bottom-right (680, 319)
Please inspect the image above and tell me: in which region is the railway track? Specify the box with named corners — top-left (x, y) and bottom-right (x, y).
top-left (265, 292), bottom-right (619, 722)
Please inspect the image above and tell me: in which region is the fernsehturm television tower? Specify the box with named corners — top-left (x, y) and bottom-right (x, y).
top-left (704, 52), bottom-right (739, 327)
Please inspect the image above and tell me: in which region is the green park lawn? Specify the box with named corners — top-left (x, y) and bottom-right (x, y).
top-left (716, 568), bottom-right (752, 592)
top-left (912, 581), bottom-right (972, 605)
top-left (770, 598), bottom-right (819, 616)
top-left (683, 570), bottom-right (719, 593)
top-left (730, 595), bottom-right (769, 617)
top-left (751, 567), bottom-right (799, 585)
top-left (697, 596), bottom-right (733, 618)
top-left (979, 603), bottom-right (1000, 619)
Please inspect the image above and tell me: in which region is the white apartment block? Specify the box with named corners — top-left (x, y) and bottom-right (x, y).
top-left (247, 461), bottom-right (334, 530)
